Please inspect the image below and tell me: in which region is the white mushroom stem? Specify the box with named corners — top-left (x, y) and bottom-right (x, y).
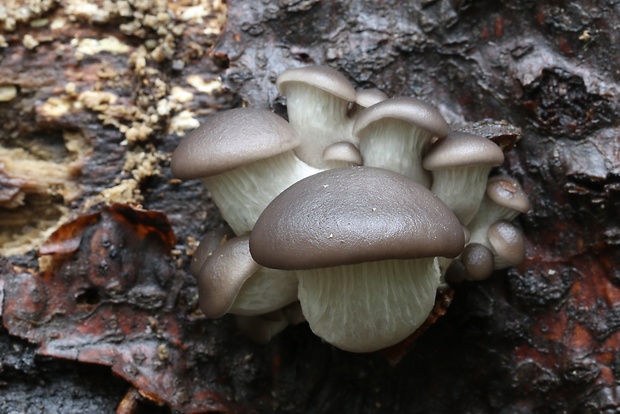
top-left (229, 267), bottom-right (298, 316)
top-left (297, 258), bottom-right (440, 353)
top-left (203, 150), bottom-right (322, 235)
top-left (358, 120), bottom-right (433, 187)
top-left (430, 166), bottom-right (494, 225)
top-left (285, 87), bottom-right (354, 169)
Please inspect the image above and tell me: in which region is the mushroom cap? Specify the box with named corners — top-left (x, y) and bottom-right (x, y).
top-left (486, 176), bottom-right (531, 213)
top-left (189, 226), bottom-right (235, 277)
top-left (171, 108), bottom-right (300, 180)
top-left (355, 88), bottom-right (389, 108)
top-left (322, 141), bottom-right (363, 165)
top-left (461, 242), bottom-right (494, 281)
top-left (487, 220), bottom-right (526, 267)
top-left (249, 166), bottom-right (464, 270)
top-left (445, 259), bottom-right (467, 285)
top-left (196, 235), bottom-right (261, 318)
top-left (352, 96), bottom-right (449, 139)
top-left (422, 131), bottom-right (505, 170)
top-left (276, 65), bottom-right (357, 101)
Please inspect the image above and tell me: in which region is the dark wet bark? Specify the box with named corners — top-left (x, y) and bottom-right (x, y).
top-left (1, 0), bottom-right (619, 412)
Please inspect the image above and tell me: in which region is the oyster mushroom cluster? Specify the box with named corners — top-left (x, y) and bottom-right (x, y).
top-left (171, 65), bottom-right (530, 353)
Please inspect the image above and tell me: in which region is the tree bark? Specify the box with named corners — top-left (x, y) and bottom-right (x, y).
top-left (1, 0), bottom-right (619, 413)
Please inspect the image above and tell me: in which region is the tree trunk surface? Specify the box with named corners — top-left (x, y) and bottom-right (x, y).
top-left (0, 0), bottom-right (619, 413)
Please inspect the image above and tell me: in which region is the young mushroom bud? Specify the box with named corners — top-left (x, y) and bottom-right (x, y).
top-left (277, 65), bottom-right (357, 169)
top-left (196, 235), bottom-right (297, 318)
top-left (423, 131), bottom-right (505, 224)
top-left (249, 167), bottom-right (464, 353)
top-left (171, 108), bottom-right (322, 235)
top-left (352, 97), bottom-right (449, 187)
top-left (487, 220), bottom-right (526, 269)
top-left (461, 242), bottom-right (494, 281)
top-left (468, 175), bottom-right (530, 245)
top-left (321, 141), bottom-right (363, 167)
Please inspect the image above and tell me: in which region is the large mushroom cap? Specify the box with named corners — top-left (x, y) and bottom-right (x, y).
top-left (352, 96), bottom-right (449, 139)
top-left (170, 108), bottom-right (300, 180)
top-left (276, 65), bottom-right (357, 101)
top-left (250, 166), bottom-right (464, 270)
top-left (423, 131), bottom-right (505, 170)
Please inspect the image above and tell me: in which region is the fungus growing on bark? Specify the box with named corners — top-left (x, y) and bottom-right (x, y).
top-left (171, 108), bottom-right (321, 235)
top-left (249, 167), bottom-right (464, 352)
top-left (352, 97), bottom-right (449, 187)
top-left (173, 65), bottom-right (531, 351)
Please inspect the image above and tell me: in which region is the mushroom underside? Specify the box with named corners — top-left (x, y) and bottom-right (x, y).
top-left (285, 87), bottom-right (354, 168)
top-left (229, 268), bottom-right (299, 315)
top-left (203, 151), bottom-right (321, 235)
top-left (358, 121), bottom-right (433, 187)
top-left (430, 166), bottom-right (493, 225)
top-left (297, 258), bottom-right (440, 353)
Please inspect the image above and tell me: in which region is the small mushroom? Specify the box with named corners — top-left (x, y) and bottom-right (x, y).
top-left (277, 65), bottom-right (357, 169)
top-left (352, 97), bottom-right (449, 187)
top-left (468, 175), bottom-right (530, 245)
top-left (249, 167), bottom-right (464, 352)
top-left (423, 131), bottom-right (505, 224)
top-left (171, 108), bottom-right (321, 235)
top-left (321, 141), bottom-right (363, 167)
top-left (461, 242), bottom-right (494, 281)
top-left (196, 235), bottom-right (297, 318)
top-left (487, 220), bottom-right (526, 269)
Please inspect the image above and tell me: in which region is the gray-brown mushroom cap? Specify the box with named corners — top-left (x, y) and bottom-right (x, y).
top-left (197, 235), bottom-right (261, 319)
top-left (352, 96), bottom-right (449, 139)
top-left (487, 220), bottom-right (526, 268)
top-left (422, 131), bottom-right (505, 170)
top-left (462, 242), bottom-right (494, 281)
top-left (322, 141), bottom-right (363, 165)
top-left (486, 176), bottom-right (531, 213)
top-left (170, 108), bottom-right (300, 180)
top-left (276, 65), bottom-right (357, 102)
top-left (249, 166), bottom-right (464, 270)
top-left (189, 227), bottom-right (235, 277)
top-left (355, 88), bottom-right (389, 108)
